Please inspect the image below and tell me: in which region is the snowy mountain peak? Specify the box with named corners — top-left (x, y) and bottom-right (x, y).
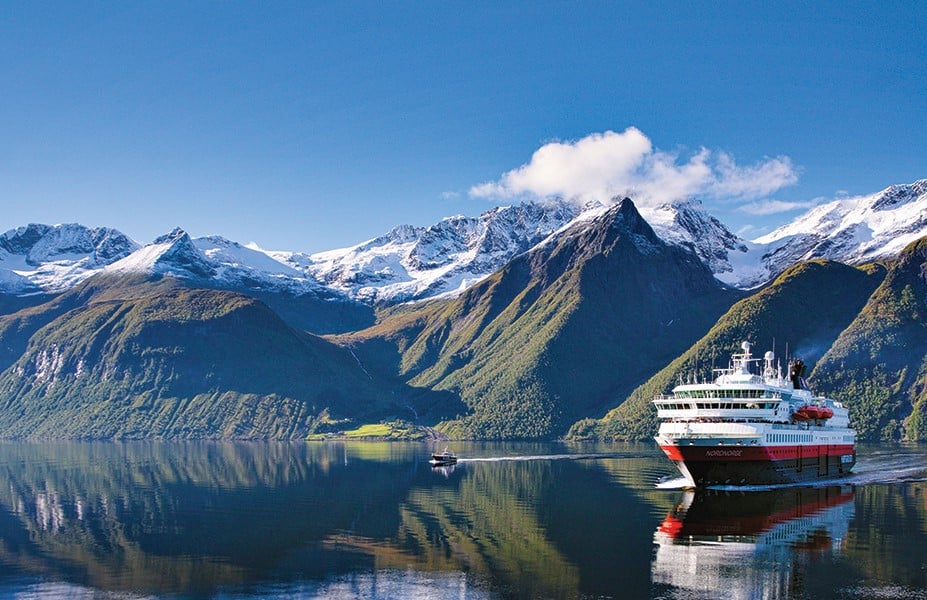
top-left (155, 233), bottom-right (216, 279)
top-left (0, 224), bottom-right (58, 258)
top-left (382, 224), bottom-right (421, 245)
top-left (299, 200), bottom-right (581, 303)
top-left (0, 223), bottom-right (138, 267)
top-left (152, 227), bottom-right (191, 245)
top-left (754, 179), bottom-right (927, 271)
top-left (0, 223), bottom-right (139, 293)
top-left (106, 228), bottom-right (213, 279)
top-left (103, 231), bottom-right (323, 295)
top-left (638, 198), bottom-right (748, 278)
top-left (870, 179), bottom-right (927, 211)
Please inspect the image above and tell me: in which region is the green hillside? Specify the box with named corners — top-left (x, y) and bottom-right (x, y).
top-left (0, 219), bottom-right (922, 442)
top-left (0, 281), bottom-right (422, 439)
top-left (584, 259), bottom-right (886, 440)
top-left (812, 239), bottom-right (927, 441)
top-left (345, 200), bottom-right (739, 439)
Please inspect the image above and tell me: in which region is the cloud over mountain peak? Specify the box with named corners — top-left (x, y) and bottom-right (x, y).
top-left (469, 127), bottom-right (798, 211)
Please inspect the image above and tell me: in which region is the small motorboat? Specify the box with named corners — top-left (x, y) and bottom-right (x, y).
top-left (430, 447), bottom-right (458, 465)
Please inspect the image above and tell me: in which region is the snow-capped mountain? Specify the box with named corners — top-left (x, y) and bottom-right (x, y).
top-left (275, 200), bottom-right (580, 303)
top-left (641, 179), bottom-right (927, 289)
top-left (105, 228), bottom-right (324, 295)
top-left (0, 224), bottom-right (139, 293)
top-left (637, 203), bottom-right (774, 290)
top-left (1, 179), bottom-right (924, 303)
top-left (641, 199), bottom-right (749, 276)
top-left (754, 179), bottom-right (927, 273)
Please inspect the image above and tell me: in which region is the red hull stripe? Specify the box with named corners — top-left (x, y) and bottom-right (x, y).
top-left (660, 444), bottom-right (855, 462)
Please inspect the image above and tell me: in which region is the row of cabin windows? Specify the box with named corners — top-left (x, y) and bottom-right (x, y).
top-left (768, 433), bottom-right (812, 444)
top-left (675, 389), bottom-right (771, 399)
top-left (660, 402), bottom-right (779, 410)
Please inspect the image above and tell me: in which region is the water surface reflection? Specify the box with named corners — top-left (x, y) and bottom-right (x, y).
top-left (0, 442), bottom-right (663, 598)
top-left (0, 442), bottom-right (923, 598)
top-left (652, 486), bottom-right (854, 599)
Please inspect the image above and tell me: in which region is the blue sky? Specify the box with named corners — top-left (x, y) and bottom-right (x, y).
top-left (1, 2), bottom-right (924, 252)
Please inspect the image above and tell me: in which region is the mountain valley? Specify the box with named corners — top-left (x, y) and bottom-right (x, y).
top-left (0, 180), bottom-right (925, 441)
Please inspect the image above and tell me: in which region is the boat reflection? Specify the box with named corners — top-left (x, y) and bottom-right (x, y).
top-left (430, 463), bottom-right (457, 477)
top-left (652, 485), bottom-right (855, 599)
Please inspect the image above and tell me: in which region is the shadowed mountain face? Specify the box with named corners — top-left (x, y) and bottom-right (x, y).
top-left (0, 277), bottom-right (436, 440)
top-left (0, 199), bottom-right (925, 441)
top-left (346, 199), bottom-right (740, 439)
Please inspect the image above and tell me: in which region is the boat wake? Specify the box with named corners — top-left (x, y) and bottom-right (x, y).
top-left (655, 477), bottom-right (694, 490)
top-left (458, 452), bottom-right (636, 463)
top-left (843, 452), bottom-right (927, 485)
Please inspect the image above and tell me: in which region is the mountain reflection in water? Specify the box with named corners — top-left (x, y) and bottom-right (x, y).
top-left (0, 442), bottom-right (922, 599)
top-left (0, 441), bottom-right (662, 598)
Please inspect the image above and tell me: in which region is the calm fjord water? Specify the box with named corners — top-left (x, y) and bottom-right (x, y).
top-left (0, 442), bottom-right (923, 599)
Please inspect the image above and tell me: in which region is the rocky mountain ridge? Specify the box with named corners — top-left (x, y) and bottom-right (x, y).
top-left (1, 179), bottom-right (924, 306)
top-left (282, 200), bottom-right (582, 303)
top-left (0, 223), bottom-right (138, 294)
top-left (0, 191), bottom-right (925, 440)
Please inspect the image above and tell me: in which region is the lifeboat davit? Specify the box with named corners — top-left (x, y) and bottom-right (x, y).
top-left (794, 405), bottom-right (834, 422)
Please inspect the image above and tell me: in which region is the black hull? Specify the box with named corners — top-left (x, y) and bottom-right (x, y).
top-left (430, 454), bottom-right (457, 466)
top-left (676, 454), bottom-right (856, 486)
top-left (660, 442), bottom-right (856, 487)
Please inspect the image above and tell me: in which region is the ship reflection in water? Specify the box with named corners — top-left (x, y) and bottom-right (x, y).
top-left (652, 485), bottom-right (855, 599)
top-left (430, 463), bottom-right (457, 477)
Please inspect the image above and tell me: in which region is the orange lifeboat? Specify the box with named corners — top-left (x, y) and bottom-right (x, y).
top-left (794, 405), bottom-right (833, 421)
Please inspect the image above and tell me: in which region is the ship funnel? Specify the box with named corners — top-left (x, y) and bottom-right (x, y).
top-left (789, 359), bottom-right (807, 390)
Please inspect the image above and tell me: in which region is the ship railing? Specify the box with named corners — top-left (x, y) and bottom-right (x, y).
top-left (658, 431), bottom-right (760, 440)
top-left (654, 393), bottom-right (786, 403)
top-left (654, 403), bottom-right (781, 411)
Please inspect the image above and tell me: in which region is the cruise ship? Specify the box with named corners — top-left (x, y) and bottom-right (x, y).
top-left (653, 341), bottom-right (856, 486)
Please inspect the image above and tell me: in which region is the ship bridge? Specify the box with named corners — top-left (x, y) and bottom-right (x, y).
top-left (653, 342), bottom-right (796, 423)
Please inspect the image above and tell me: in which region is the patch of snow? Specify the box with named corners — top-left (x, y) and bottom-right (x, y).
top-left (753, 179), bottom-right (927, 274)
top-left (2, 179), bottom-right (924, 303)
top-left (286, 200), bottom-right (580, 303)
top-left (0, 224), bottom-right (139, 294)
top-left (106, 230), bottom-right (324, 295)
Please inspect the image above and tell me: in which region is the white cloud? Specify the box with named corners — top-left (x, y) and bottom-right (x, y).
top-left (739, 199), bottom-right (817, 215)
top-left (470, 127), bottom-right (799, 209)
top-left (710, 153), bottom-right (798, 199)
top-left (470, 128), bottom-right (654, 202)
top-left (736, 224), bottom-right (763, 237)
